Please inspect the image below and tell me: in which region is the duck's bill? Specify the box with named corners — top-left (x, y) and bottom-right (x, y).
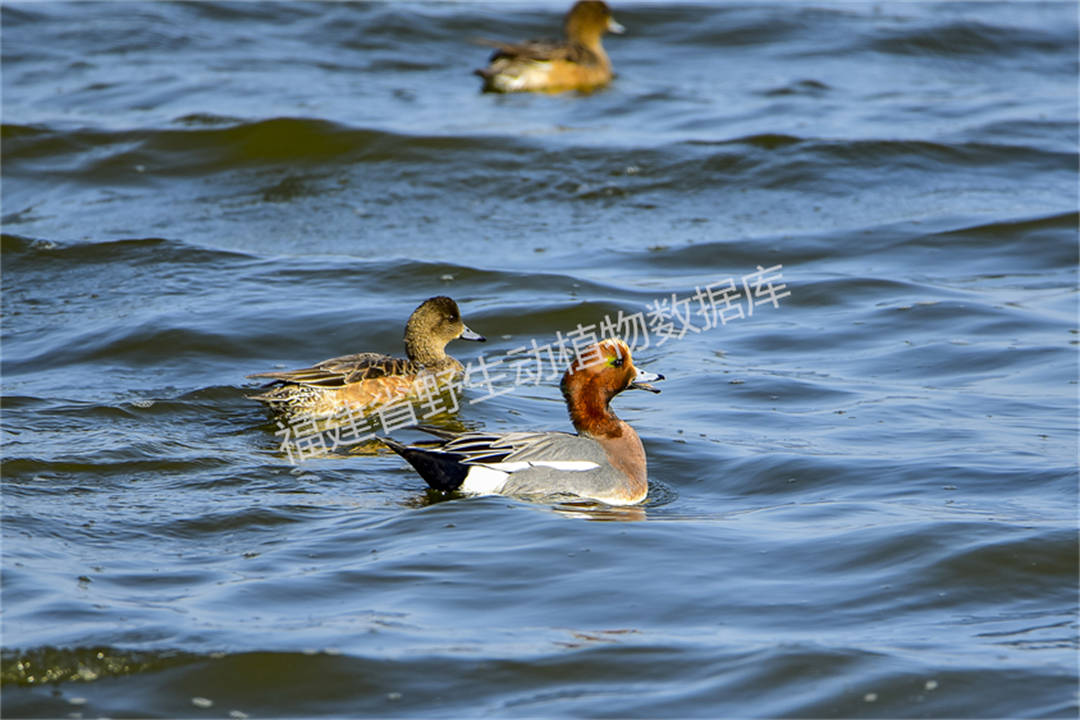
top-left (608, 18), bottom-right (626, 34)
top-left (460, 325), bottom-right (486, 342)
top-left (630, 368), bottom-right (664, 393)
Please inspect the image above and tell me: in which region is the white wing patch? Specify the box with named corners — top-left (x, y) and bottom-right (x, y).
top-left (529, 461), bottom-right (600, 471)
top-left (461, 465), bottom-right (509, 495)
top-left (460, 460), bottom-right (600, 496)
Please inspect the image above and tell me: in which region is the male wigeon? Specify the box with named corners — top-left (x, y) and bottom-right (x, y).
top-left (475, 0), bottom-right (625, 94)
top-left (381, 338), bottom-right (663, 505)
top-left (248, 296), bottom-right (485, 422)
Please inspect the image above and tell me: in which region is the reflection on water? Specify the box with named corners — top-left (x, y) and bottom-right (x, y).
top-left (553, 501), bottom-right (649, 522)
top-left (1, 1), bottom-right (1076, 718)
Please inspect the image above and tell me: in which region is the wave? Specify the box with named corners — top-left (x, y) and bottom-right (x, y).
top-left (867, 18), bottom-right (1077, 61)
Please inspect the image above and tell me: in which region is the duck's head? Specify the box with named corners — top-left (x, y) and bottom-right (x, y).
top-left (405, 296), bottom-right (485, 361)
top-left (561, 338), bottom-right (663, 410)
top-left (564, 1), bottom-right (625, 44)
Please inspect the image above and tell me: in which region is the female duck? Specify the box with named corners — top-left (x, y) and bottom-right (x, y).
top-left (476, 1), bottom-right (625, 94)
top-left (382, 338), bottom-right (663, 505)
top-left (248, 296), bottom-right (485, 422)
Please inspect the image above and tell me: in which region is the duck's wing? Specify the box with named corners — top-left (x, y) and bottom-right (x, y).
top-left (405, 429), bottom-right (606, 466)
top-left (475, 38), bottom-right (595, 66)
top-left (472, 432), bottom-right (625, 501)
top-left (382, 429), bottom-right (611, 493)
top-left (247, 352), bottom-right (415, 388)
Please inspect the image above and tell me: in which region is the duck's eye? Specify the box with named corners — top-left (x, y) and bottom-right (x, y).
top-left (610, 356), bottom-right (624, 368)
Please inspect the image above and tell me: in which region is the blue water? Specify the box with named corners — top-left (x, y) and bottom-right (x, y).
top-left (2, 1), bottom-right (1077, 717)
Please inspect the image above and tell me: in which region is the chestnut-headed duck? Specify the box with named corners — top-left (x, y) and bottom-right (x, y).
top-left (381, 338), bottom-right (663, 505)
top-left (475, 1), bottom-right (625, 94)
top-left (248, 296), bottom-right (485, 422)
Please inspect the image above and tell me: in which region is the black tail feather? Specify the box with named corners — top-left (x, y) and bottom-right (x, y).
top-left (380, 437), bottom-right (469, 492)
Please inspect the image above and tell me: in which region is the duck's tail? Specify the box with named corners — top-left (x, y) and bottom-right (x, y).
top-left (380, 436), bottom-right (469, 492)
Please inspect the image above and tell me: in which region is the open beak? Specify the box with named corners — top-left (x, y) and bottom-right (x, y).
top-left (460, 325), bottom-right (486, 342)
top-left (607, 17), bottom-right (626, 34)
top-left (629, 367), bottom-right (663, 393)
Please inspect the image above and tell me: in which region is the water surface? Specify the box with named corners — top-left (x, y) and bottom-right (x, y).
top-left (2, 1), bottom-right (1078, 717)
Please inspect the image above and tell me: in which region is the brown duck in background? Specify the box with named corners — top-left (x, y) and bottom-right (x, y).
top-left (475, 1), bottom-right (625, 94)
top-left (247, 296), bottom-right (485, 422)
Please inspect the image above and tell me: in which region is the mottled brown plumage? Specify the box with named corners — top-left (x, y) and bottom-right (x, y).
top-left (475, 1), bottom-right (624, 93)
top-left (247, 296), bottom-right (484, 422)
